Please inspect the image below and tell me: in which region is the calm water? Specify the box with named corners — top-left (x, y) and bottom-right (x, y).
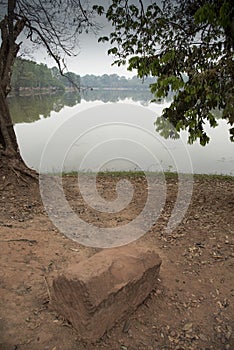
top-left (8, 90), bottom-right (234, 175)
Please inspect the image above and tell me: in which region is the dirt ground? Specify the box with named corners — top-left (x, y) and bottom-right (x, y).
top-left (0, 173), bottom-right (233, 350)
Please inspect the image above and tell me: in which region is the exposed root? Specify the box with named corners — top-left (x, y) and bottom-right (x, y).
top-left (11, 164), bottom-right (38, 183)
top-left (0, 152), bottom-right (38, 189)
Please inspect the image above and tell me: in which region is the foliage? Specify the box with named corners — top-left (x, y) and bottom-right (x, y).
top-left (11, 58), bottom-right (159, 93)
top-left (80, 73), bottom-right (156, 90)
top-left (11, 58), bottom-right (65, 91)
top-left (11, 58), bottom-right (82, 92)
top-left (96, 0), bottom-right (234, 145)
top-left (51, 67), bottom-right (80, 89)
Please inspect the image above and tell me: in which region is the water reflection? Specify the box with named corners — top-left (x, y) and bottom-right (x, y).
top-left (9, 91), bottom-right (234, 176)
top-left (8, 89), bottom-right (169, 124)
top-left (81, 89), bottom-right (156, 104)
top-left (8, 92), bottom-right (81, 123)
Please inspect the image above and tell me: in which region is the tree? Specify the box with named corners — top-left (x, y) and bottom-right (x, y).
top-left (11, 58), bottom-right (66, 92)
top-left (96, 0), bottom-right (234, 145)
top-left (0, 0), bottom-right (96, 178)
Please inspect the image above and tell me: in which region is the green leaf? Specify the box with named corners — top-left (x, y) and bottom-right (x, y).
top-left (98, 36), bottom-right (109, 43)
top-left (92, 5), bottom-right (104, 15)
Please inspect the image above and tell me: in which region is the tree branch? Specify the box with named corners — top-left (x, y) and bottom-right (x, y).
top-left (24, 20), bottom-right (80, 90)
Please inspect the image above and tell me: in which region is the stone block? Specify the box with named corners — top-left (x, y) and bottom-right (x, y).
top-left (51, 244), bottom-right (162, 340)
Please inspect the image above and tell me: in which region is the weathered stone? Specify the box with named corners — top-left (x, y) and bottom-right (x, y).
top-left (51, 244), bottom-right (162, 341)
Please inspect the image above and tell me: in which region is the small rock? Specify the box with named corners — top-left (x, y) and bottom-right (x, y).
top-left (122, 320), bottom-right (131, 333)
top-left (182, 322), bottom-right (193, 332)
top-left (199, 333), bottom-right (208, 341)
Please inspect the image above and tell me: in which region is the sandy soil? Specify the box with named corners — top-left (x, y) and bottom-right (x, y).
top-left (0, 173), bottom-right (233, 350)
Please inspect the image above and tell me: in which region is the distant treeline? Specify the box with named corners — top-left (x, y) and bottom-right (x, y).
top-left (11, 58), bottom-right (155, 94)
top-left (11, 58), bottom-right (80, 93)
top-left (80, 74), bottom-right (155, 90)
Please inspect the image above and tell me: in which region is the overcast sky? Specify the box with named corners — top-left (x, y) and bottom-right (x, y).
top-left (15, 0), bottom-right (156, 77)
top-left (41, 32), bottom-right (134, 78)
top-left (36, 3), bottom-right (135, 78)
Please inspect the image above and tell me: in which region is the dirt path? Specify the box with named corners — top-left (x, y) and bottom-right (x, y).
top-left (0, 174), bottom-right (233, 350)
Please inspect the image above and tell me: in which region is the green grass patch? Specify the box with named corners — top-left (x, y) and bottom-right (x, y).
top-left (193, 173), bottom-right (234, 181)
top-left (47, 170), bottom-right (233, 181)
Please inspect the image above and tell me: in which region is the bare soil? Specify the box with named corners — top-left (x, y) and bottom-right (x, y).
top-left (0, 173), bottom-right (233, 350)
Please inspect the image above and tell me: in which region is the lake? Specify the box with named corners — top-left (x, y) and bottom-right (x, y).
top-left (9, 90), bottom-right (234, 176)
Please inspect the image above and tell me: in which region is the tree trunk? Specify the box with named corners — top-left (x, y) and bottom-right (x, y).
top-left (0, 8), bottom-right (37, 183)
top-left (0, 63), bottom-right (37, 181)
top-left (0, 70), bottom-right (38, 183)
top-left (0, 90), bottom-right (38, 182)
top-left (0, 85), bottom-right (19, 154)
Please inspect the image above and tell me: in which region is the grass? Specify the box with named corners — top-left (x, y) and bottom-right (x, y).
top-left (62, 170), bottom-right (174, 177)
top-left (193, 173), bottom-right (234, 181)
top-left (60, 170), bottom-right (233, 180)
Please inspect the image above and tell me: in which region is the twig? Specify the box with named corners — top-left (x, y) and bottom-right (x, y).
top-left (0, 238), bottom-right (37, 244)
top-left (43, 276), bottom-right (51, 301)
top-left (0, 181), bottom-right (11, 191)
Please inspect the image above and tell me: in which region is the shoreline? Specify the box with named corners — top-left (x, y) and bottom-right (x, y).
top-left (8, 86), bottom-right (151, 97)
top-left (40, 170), bottom-right (234, 179)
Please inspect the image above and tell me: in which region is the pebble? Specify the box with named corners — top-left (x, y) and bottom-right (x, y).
top-left (182, 322), bottom-right (193, 331)
top-left (199, 333), bottom-right (207, 341)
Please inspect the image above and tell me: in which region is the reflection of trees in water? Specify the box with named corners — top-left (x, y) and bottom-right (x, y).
top-left (81, 89), bottom-right (155, 103)
top-left (8, 92), bottom-right (81, 123)
top-left (8, 90), bottom-right (173, 124)
top-left (82, 89), bottom-right (174, 104)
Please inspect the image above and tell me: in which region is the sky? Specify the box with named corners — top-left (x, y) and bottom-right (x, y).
top-left (13, 0), bottom-right (155, 78)
top-left (40, 31), bottom-right (134, 78)
top-left (34, 2), bottom-right (135, 78)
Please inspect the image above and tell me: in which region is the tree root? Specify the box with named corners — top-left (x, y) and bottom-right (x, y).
top-left (0, 238), bottom-right (37, 244)
top-left (10, 163), bottom-right (38, 184)
top-left (0, 181), bottom-right (11, 191)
